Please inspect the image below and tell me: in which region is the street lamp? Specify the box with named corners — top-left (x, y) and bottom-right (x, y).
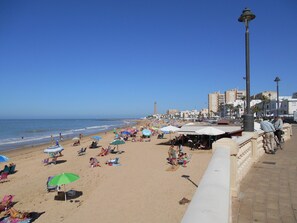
top-left (274, 76), bottom-right (281, 116)
top-left (238, 8), bottom-right (256, 132)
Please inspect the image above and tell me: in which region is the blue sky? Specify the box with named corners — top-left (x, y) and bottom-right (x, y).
top-left (0, 0), bottom-right (296, 118)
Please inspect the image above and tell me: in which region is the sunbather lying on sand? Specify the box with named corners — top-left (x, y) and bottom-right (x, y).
top-left (5, 207), bottom-right (29, 219)
top-left (98, 147), bottom-right (109, 156)
top-left (89, 157), bottom-right (101, 168)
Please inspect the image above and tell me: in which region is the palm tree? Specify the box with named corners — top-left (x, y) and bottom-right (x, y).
top-left (261, 95), bottom-right (270, 117)
top-left (252, 106), bottom-right (261, 118)
top-left (235, 104), bottom-right (242, 118)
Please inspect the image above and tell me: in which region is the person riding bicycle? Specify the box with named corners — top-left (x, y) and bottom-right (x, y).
top-left (273, 116), bottom-right (284, 144)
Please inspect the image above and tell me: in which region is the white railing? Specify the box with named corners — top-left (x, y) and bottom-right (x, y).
top-left (181, 124), bottom-right (292, 223)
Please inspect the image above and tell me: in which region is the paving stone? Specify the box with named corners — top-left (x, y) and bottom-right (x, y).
top-left (252, 211), bottom-right (266, 222)
top-left (253, 202), bottom-right (266, 212)
top-left (281, 215), bottom-right (296, 223)
top-left (266, 217), bottom-right (282, 223)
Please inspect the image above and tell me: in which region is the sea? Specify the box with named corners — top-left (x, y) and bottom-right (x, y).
top-left (0, 119), bottom-right (137, 152)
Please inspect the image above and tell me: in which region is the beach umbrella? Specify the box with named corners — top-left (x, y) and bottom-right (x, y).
top-left (44, 145), bottom-right (64, 154)
top-left (92, 136), bottom-right (102, 141)
top-left (142, 129), bottom-right (152, 136)
top-left (0, 155), bottom-right (9, 163)
top-left (110, 139), bottom-right (125, 150)
top-left (160, 125), bottom-right (180, 133)
top-left (151, 126), bottom-right (159, 130)
top-left (72, 137), bottom-right (80, 141)
top-left (121, 131), bottom-right (131, 135)
top-left (49, 173), bottom-right (80, 202)
top-left (160, 125), bottom-right (180, 140)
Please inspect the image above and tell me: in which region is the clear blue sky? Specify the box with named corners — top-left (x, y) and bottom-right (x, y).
top-left (0, 0), bottom-right (296, 119)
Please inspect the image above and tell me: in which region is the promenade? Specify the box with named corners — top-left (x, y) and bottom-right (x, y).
top-left (232, 124), bottom-right (297, 223)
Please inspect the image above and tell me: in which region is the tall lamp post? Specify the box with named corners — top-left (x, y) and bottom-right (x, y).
top-left (274, 76), bottom-right (280, 116)
top-left (238, 8), bottom-right (256, 132)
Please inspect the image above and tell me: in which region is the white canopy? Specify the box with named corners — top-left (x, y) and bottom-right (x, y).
top-left (44, 145), bottom-right (64, 153)
top-left (160, 125), bottom-right (180, 132)
top-left (195, 127), bottom-right (225, 136)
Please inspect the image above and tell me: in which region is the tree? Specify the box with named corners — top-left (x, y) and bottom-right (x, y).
top-left (261, 95), bottom-right (270, 117)
top-left (235, 104), bottom-right (242, 118)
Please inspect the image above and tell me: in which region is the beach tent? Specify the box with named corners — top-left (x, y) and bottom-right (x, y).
top-left (44, 145), bottom-right (64, 154)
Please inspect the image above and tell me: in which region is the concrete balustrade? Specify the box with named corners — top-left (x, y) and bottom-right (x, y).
top-left (181, 124), bottom-right (292, 223)
top-left (181, 147), bottom-right (231, 223)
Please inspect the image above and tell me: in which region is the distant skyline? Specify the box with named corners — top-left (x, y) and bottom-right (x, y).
top-left (1, 0), bottom-right (296, 118)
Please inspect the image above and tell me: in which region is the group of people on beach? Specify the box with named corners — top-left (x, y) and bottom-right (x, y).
top-left (167, 144), bottom-right (190, 167)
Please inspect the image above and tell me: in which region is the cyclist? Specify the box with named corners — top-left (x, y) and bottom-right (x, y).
top-left (273, 116), bottom-right (284, 144)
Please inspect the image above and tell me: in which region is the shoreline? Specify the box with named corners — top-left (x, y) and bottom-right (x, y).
top-left (0, 119), bottom-right (141, 156)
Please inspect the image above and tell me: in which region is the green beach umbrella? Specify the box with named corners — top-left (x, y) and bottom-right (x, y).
top-left (110, 139), bottom-right (125, 150)
top-left (49, 173), bottom-right (80, 202)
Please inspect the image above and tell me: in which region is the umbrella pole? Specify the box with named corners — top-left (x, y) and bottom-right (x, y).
top-left (64, 185), bottom-right (67, 202)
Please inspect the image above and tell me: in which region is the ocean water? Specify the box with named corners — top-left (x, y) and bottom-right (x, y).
top-left (0, 119), bottom-right (136, 151)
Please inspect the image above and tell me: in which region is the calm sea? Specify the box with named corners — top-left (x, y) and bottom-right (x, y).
top-left (0, 119), bottom-right (136, 151)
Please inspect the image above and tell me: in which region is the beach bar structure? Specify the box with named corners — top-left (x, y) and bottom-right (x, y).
top-left (178, 123), bottom-right (243, 137)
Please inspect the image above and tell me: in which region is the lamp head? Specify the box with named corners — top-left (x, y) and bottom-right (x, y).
top-left (238, 8), bottom-right (256, 22)
top-left (274, 76), bottom-right (280, 82)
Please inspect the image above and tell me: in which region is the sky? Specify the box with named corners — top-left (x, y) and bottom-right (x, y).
top-left (0, 0), bottom-right (296, 119)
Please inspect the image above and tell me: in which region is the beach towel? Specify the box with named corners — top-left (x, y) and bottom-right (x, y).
top-left (0, 217), bottom-right (31, 223)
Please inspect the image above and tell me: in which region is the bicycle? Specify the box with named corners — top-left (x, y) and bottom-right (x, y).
top-left (274, 131), bottom-right (284, 150)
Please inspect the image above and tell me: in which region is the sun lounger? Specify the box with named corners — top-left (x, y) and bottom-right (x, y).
top-left (0, 172), bottom-right (9, 183)
top-left (0, 165), bottom-right (10, 174)
top-left (46, 176), bottom-right (58, 192)
top-left (0, 195), bottom-right (14, 213)
top-left (42, 158), bottom-right (50, 166)
top-left (77, 147), bottom-right (87, 156)
top-left (8, 165), bottom-right (16, 174)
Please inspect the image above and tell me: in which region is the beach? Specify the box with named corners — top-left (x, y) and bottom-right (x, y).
top-left (0, 119), bottom-right (211, 223)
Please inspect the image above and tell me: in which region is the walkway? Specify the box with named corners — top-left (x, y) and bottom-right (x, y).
top-left (232, 124), bottom-right (297, 223)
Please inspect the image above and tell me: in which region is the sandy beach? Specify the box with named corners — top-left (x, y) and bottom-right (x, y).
top-left (0, 120), bottom-right (211, 223)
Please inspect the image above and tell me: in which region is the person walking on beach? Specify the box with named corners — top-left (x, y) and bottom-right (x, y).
top-left (59, 133), bottom-right (63, 141)
top-left (260, 119), bottom-right (276, 154)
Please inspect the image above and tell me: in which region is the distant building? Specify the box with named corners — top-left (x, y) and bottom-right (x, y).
top-left (292, 92), bottom-right (297, 99)
top-left (225, 89), bottom-right (246, 104)
top-left (208, 92), bottom-right (224, 117)
top-left (167, 109), bottom-right (179, 115)
top-left (252, 91), bottom-right (277, 100)
top-left (225, 89), bottom-right (237, 104)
